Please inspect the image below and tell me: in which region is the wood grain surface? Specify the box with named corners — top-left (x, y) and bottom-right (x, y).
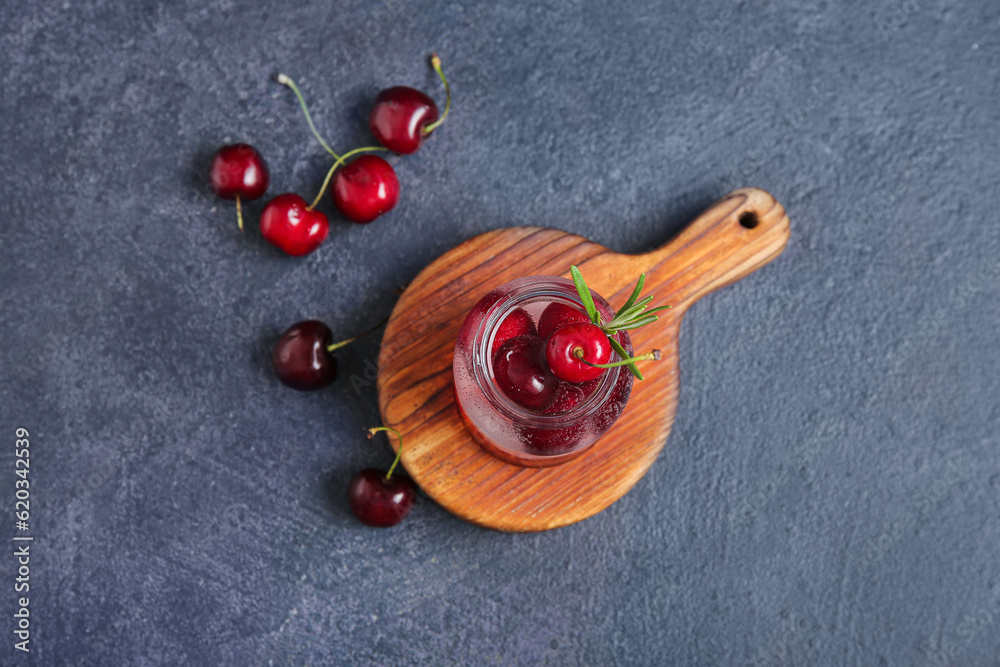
top-left (377, 188), bottom-right (790, 532)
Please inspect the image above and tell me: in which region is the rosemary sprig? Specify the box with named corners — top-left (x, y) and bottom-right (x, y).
top-left (569, 266), bottom-right (671, 380)
top-left (570, 265), bottom-right (600, 324)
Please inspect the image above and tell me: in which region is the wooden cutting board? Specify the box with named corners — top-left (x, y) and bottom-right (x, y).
top-left (376, 187), bottom-right (790, 532)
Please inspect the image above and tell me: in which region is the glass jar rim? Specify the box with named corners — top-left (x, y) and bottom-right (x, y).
top-left (471, 276), bottom-right (623, 428)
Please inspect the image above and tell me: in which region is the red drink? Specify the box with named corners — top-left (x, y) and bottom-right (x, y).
top-left (453, 276), bottom-right (633, 466)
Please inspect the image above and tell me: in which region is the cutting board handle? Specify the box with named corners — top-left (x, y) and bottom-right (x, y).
top-left (582, 188), bottom-right (790, 314)
top-left (649, 187), bottom-right (790, 312)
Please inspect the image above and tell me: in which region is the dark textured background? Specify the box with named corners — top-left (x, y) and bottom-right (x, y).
top-left (1, 0), bottom-right (999, 664)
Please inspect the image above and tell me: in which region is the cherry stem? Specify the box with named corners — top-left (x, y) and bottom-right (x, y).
top-left (422, 53), bottom-right (451, 135)
top-left (307, 145), bottom-right (389, 211)
top-left (367, 426), bottom-right (404, 481)
top-left (276, 73), bottom-right (339, 159)
top-left (235, 195), bottom-right (244, 233)
top-left (326, 316), bottom-right (389, 353)
top-left (574, 347), bottom-right (662, 368)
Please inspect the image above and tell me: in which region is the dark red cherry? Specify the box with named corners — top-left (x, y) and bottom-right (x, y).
top-left (456, 288), bottom-right (505, 351)
top-left (492, 335), bottom-right (558, 411)
top-left (523, 383), bottom-right (588, 452)
top-left (519, 390), bottom-right (586, 452)
top-left (347, 468), bottom-right (416, 527)
top-left (538, 302), bottom-right (592, 340)
top-left (209, 143), bottom-right (269, 200)
top-left (519, 423), bottom-right (583, 454)
top-left (545, 322), bottom-right (612, 383)
top-left (272, 320), bottom-right (337, 390)
top-left (491, 307), bottom-right (537, 356)
top-left (369, 86), bottom-right (439, 154)
top-left (542, 382), bottom-right (586, 414)
top-left (332, 155), bottom-right (400, 224)
top-left (260, 193), bottom-right (330, 256)
top-left (472, 289), bottom-right (506, 317)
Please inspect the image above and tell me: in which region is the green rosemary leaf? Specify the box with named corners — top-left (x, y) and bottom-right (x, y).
top-left (617, 273), bottom-right (646, 315)
top-left (608, 336), bottom-right (643, 380)
top-left (605, 315), bottom-right (659, 331)
top-left (614, 296), bottom-right (655, 323)
top-left (570, 265), bottom-right (599, 324)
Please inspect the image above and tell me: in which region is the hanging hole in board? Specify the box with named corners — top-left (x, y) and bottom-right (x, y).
top-left (738, 211), bottom-right (759, 229)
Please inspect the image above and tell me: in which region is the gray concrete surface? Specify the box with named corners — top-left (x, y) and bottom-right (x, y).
top-left (1, 0), bottom-right (999, 664)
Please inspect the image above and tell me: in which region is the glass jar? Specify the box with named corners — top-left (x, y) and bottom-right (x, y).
top-left (452, 276), bottom-right (633, 467)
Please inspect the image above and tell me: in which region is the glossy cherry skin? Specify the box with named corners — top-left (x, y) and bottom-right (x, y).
top-left (545, 322), bottom-right (612, 383)
top-left (491, 307), bottom-right (537, 356)
top-left (538, 302), bottom-right (592, 341)
top-left (369, 86), bottom-right (439, 154)
top-left (210, 143), bottom-right (269, 200)
top-left (521, 382), bottom-right (587, 453)
top-left (519, 420), bottom-right (585, 454)
top-left (347, 469), bottom-right (416, 527)
top-left (260, 193), bottom-right (330, 256)
top-left (272, 320), bottom-right (337, 390)
top-left (542, 382), bottom-right (586, 414)
top-left (332, 155), bottom-right (400, 224)
top-left (492, 335), bottom-right (558, 411)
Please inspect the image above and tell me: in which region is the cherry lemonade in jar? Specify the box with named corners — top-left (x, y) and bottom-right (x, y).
top-left (453, 270), bottom-right (666, 467)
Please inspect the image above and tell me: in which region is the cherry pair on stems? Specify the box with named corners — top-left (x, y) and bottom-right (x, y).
top-left (260, 54), bottom-right (449, 255)
top-left (209, 54), bottom-right (450, 255)
top-left (209, 141), bottom-right (390, 254)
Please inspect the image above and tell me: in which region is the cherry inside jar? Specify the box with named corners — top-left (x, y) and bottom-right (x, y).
top-left (452, 276), bottom-right (633, 467)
